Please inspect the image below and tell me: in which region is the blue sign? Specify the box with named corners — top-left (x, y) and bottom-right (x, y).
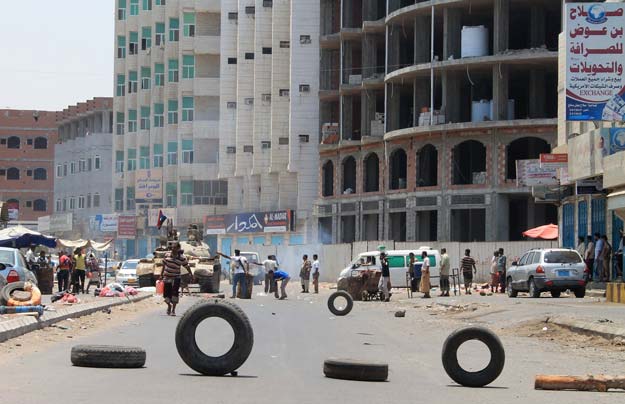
top-left (609, 128), bottom-right (625, 154)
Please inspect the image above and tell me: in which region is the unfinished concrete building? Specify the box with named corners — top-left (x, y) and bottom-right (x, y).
top-left (315, 0), bottom-right (560, 244)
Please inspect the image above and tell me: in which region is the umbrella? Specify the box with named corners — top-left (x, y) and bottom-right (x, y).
top-left (522, 224), bottom-right (559, 240)
top-left (0, 225), bottom-right (57, 248)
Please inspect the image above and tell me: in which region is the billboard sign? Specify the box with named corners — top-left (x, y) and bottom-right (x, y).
top-left (566, 3), bottom-right (625, 121)
top-left (516, 159), bottom-right (559, 187)
top-left (539, 153), bottom-right (568, 169)
top-left (50, 213), bottom-right (73, 233)
top-left (135, 169), bottom-right (163, 203)
top-left (608, 127), bottom-right (625, 154)
top-left (117, 215), bottom-right (137, 239)
top-left (204, 210), bottom-right (293, 234)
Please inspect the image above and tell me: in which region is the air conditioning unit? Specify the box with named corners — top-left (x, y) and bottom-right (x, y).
top-left (261, 93), bottom-right (271, 103)
top-left (226, 146), bottom-right (236, 154)
top-left (300, 35), bottom-right (311, 44)
top-left (244, 98), bottom-right (254, 106)
top-left (227, 101), bottom-right (237, 109)
top-left (278, 137), bottom-right (289, 145)
top-left (298, 134), bottom-right (310, 143)
top-left (228, 12), bottom-right (238, 20)
top-left (261, 141), bottom-right (271, 149)
top-left (243, 145), bottom-right (254, 153)
top-left (299, 84), bottom-right (310, 93)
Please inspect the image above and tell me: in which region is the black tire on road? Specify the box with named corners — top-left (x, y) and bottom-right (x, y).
top-left (574, 288), bottom-right (586, 298)
top-left (175, 299), bottom-right (254, 376)
top-left (1, 281), bottom-right (26, 304)
top-left (506, 278), bottom-right (517, 298)
top-left (327, 291), bottom-right (354, 316)
top-left (529, 278), bottom-right (541, 298)
top-left (550, 291), bottom-right (561, 298)
top-left (441, 326), bottom-right (505, 387)
top-left (323, 358), bottom-right (388, 382)
top-left (71, 345), bottom-right (146, 368)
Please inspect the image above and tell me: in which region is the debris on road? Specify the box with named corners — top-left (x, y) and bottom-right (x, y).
top-left (394, 310), bottom-right (406, 318)
top-left (323, 358), bottom-right (388, 382)
top-left (535, 374), bottom-right (625, 392)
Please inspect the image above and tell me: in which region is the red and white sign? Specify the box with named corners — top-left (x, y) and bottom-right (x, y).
top-left (117, 215), bottom-right (137, 239)
top-left (539, 153), bottom-right (568, 169)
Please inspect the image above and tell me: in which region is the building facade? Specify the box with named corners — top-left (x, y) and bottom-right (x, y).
top-left (53, 98), bottom-right (114, 240)
top-left (0, 109), bottom-right (58, 227)
top-left (113, 0), bottom-right (228, 257)
top-left (315, 0), bottom-right (560, 244)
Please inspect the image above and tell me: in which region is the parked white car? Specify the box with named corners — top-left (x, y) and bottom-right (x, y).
top-left (506, 248), bottom-right (587, 298)
top-left (116, 259), bottom-right (139, 286)
top-left (337, 248), bottom-right (441, 290)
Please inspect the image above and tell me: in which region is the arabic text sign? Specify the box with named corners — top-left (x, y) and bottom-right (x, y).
top-left (539, 153), bottom-right (568, 169)
top-left (516, 159), bottom-right (559, 187)
top-left (204, 210), bottom-right (293, 234)
top-left (566, 3), bottom-right (625, 121)
top-left (135, 169), bottom-right (163, 202)
top-left (117, 215), bottom-right (137, 239)
top-left (97, 214), bottom-right (118, 232)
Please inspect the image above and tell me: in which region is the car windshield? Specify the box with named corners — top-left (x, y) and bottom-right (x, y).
top-left (0, 250), bottom-right (16, 266)
top-left (122, 261), bottom-right (138, 269)
top-left (543, 251), bottom-right (582, 264)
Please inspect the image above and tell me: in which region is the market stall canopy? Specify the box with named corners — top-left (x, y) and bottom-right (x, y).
top-left (57, 239), bottom-right (113, 252)
top-left (522, 224), bottom-right (559, 240)
top-left (0, 225), bottom-right (57, 248)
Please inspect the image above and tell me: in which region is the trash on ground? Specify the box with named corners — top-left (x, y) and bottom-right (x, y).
top-left (535, 374), bottom-right (625, 392)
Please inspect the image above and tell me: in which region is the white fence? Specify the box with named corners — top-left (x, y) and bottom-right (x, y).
top-left (229, 240), bottom-right (557, 284)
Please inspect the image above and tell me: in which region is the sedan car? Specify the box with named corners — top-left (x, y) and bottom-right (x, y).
top-left (507, 248), bottom-right (587, 298)
top-left (0, 247), bottom-right (38, 289)
top-left (115, 259), bottom-right (140, 286)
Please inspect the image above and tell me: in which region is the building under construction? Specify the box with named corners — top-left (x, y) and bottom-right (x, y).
top-left (314, 0), bottom-right (561, 243)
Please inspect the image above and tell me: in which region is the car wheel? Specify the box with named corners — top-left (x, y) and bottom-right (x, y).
top-left (550, 291), bottom-right (561, 298)
top-left (574, 288), bottom-right (586, 298)
top-left (506, 278), bottom-right (517, 298)
top-left (529, 278), bottom-right (541, 298)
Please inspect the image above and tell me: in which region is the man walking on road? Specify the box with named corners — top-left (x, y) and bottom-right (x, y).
top-left (380, 252), bottom-right (391, 302)
top-left (594, 233), bottom-right (604, 282)
top-left (312, 254), bottom-right (320, 294)
top-left (216, 249), bottom-right (249, 299)
top-left (497, 248), bottom-right (507, 293)
top-left (300, 254), bottom-right (311, 293)
top-left (461, 249), bottom-right (477, 295)
top-left (439, 248), bottom-right (450, 297)
top-left (162, 242), bottom-right (190, 316)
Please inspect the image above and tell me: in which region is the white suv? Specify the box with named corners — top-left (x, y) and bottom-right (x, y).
top-left (506, 248), bottom-right (588, 298)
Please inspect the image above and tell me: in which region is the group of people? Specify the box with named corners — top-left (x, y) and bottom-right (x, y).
top-left (298, 254), bottom-right (320, 294)
top-left (489, 248), bottom-right (507, 293)
top-left (54, 249), bottom-right (101, 294)
top-left (577, 232), bottom-right (623, 282)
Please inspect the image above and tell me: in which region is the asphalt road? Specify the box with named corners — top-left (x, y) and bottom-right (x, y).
top-left (2, 286), bottom-right (624, 404)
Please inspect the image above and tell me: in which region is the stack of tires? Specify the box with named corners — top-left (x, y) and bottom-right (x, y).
top-left (195, 263), bottom-right (221, 293)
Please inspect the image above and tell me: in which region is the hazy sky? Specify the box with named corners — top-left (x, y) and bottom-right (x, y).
top-left (0, 0), bottom-right (114, 111)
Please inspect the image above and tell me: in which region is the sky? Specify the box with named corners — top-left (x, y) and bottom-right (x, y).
top-left (0, 0), bottom-right (114, 111)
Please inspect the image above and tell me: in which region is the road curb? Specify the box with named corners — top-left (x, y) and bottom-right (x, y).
top-left (0, 293), bottom-right (154, 343)
top-left (548, 317), bottom-right (625, 340)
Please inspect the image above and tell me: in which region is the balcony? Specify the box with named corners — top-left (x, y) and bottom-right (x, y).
top-left (194, 35), bottom-right (220, 55)
top-left (193, 77), bottom-right (219, 96)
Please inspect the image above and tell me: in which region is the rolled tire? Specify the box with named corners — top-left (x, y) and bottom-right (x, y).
top-left (1, 281), bottom-right (26, 303)
top-left (71, 345), bottom-right (146, 368)
top-left (327, 291), bottom-right (354, 316)
top-left (323, 358), bottom-right (388, 382)
top-left (442, 327), bottom-right (505, 387)
top-left (175, 300), bottom-right (253, 376)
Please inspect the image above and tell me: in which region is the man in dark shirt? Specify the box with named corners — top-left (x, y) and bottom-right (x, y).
top-left (380, 252), bottom-right (391, 302)
top-left (461, 249), bottom-right (477, 295)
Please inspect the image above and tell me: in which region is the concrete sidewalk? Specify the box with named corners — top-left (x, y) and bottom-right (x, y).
top-left (0, 292), bottom-right (153, 343)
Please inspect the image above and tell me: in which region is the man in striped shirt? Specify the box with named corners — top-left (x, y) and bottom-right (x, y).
top-left (461, 249), bottom-right (477, 295)
top-left (162, 242), bottom-right (190, 316)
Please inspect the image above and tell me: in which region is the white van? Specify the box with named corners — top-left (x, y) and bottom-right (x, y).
top-left (337, 247), bottom-right (441, 290)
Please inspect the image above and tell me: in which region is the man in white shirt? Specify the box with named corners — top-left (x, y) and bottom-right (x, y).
top-left (25, 245), bottom-right (36, 269)
top-left (252, 255), bottom-right (278, 294)
top-left (216, 249), bottom-right (249, 298)
top-left (312, 254), bottom-right (320, 294)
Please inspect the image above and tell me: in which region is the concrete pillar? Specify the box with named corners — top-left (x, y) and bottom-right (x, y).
top-left (361, 90), bottom-right (376, 137)
top-left (332, 214), bottom-right (339, 244)
top-left (492, 64), bottom-right (509, 121)
top-left (362, 34), bottom-right (376, 79)
top-left (414, 77), bottom-right (430, 126)
top-left (355, 210), bottom-right (362, 241)
top-left (343, 41), bottom-right (352, 84)
top-left (529, 69), bottom-right (546, 119)
top-left (443, 8), bottom-right (462, 60)
top-left (387, 83), bottom-right (401, 132)
top-left (494, 0), bottom-right (509, 54)
top-left (343, 96), bottom-right (353, 140)
top-left (414, 15), bottom-right (431, 64)
top-left (442, 71), bottom-right (461, 123)
top-left (530, 5), bottom-right (546, 48)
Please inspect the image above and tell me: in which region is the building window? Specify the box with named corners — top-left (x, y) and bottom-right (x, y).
top-left (300, 35), bottom-right (311, 44)
top-left (245, 52), bottom-right (254, 60)
top-left (128, 109), bottom-right (137, 132)
top-left (130, 0), bottom-right (139, 16)
top-left (182, 97), bottom-right (194, 121)
top-left (140, 146), bottom-right (150, 169)
top-left (167, 141), bottom-right (177, 165)
top-left (128, 70), bottom-right (138, 93)
top-left (70, 161), bottom-right (77, 174)
top-left (127, 148), bottom-right (137, 172)
top-left (183, 12), bottom-right (195, 37)
top-left (33, 168), bottom-right (46, 180)
top-left (87, 157), bottom-right (92, 171)
top-left (245, 6), bottom-right (255, 15)
top-left (153, 143), bottom-right (163, 167)
top-left (78, 195), bottom-right (85, 209)
top-left (56, 164), bottom-right (62, 178)
top-left (141, 26), bottom-right (152, 50)
top-left (263, 0), bottom-right (273, 7)
top-left (79, 158), bottom-right (86, 172)
top-left (129, 31), bottom-right (138, 55)
top-left (154, 63), bottom-right (164, 86)
top-left (169, 18), bottom-right (179, 42)
top-left (280, 41), bottom-right (290, 48)
top-left (167, 100), bottom-right (178, 124)
top-left (93, 193), bottom-right (100, 208)
top-left (262, 47), bottom-right (272, 55)
top-left (228, 12), bottom-right (238, 21)
top-left (181, 181), bottom-right (193, 205)
top-left (6, 167), bottom-right (19, 180)
top-left (279, 89), bottom-right (289, 97)
top-left (118, 0), bottom-right (126, 20)
top-left (155, 22), bottom-right (165, 46)
top-left (63, 163), bottom-right (68, 176)
top-left (127, 187), bottom-right (136, 210)
top-left (168, 59), bottom-right (179, 82)
top-left (116, 112), bottom-right (125, 135)
top-left (155, 0), bottom-right (165, 4)
top-left (140, 106), bottom-right (150, 130)
top-left (142, 0), bottom-right (151, 11)
top-left (116, 74), bottom-right (126, 96)
top-left (34, 137), bottom-right (47, 149)
top-left (115, 189), bottom-right (123, 211)
top-left (193, 180), bottom-right (228, 205)
top-left (87, 194), bottom-right (91, 208)
top-left (94, 155), bottom-right (101, 170)
top-left (228, 57), bottom-right (237, 64)
top-left (166, 182), bottom-right (177, 207)
top-left (117, 35), bottom-right (126, 58)
top-left (56, 199), bottom-right (62, 212)
top-left (7, 136), bottom-right (20, 149)
top-left (115, 151), bottom-right (124, 172)
top-left (62, 198), bottom-right (67, 211)
top-left (69, 197), bottom-right (76, 210)
top-left (182, 55), bottom-right (195, 79)
top-left (154, 103), bottom-right (164, 127)
top-left (182, 139), bottom-right (194, 163)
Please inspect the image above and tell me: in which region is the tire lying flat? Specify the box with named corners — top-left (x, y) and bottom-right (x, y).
top-left (441, 327), bottom-right (505, 387)
top-left (1, 281), bottom-right (26, 304)
top-left (327, 291), bottom-right (354, 316)
top-left (175, 299), bottom-right (253, 376)
top-left (71, 345), bottom-right (146, 368)
top-left (323, 358), bottom-right (388, 382)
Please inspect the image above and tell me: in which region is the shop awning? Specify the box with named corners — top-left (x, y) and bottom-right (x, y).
top-left (522, 224), bottom-right (559, 240)
top-left (0, 225), bottom-right (57, 248)
top-left (56, 239), bottom-right (113, 252)
top-left (607, 190), bottom-right (625, 221)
